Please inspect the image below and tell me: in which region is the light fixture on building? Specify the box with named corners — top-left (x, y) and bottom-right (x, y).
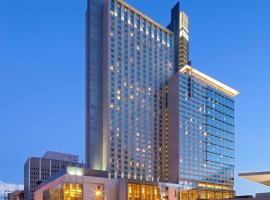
top-left (96, 186), bottom-right (101, 196)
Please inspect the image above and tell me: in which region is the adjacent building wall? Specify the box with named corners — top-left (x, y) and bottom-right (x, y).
top-left (85, 0), bottom-right (105, 170)
top-left (167, 74), bottom-right (180, 183)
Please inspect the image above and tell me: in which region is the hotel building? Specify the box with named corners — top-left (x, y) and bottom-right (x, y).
top-left (86, 0), bottom-right (239, 199)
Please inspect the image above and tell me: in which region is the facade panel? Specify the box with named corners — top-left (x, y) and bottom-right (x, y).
top-left (86, 0), bottom-right (104, 170)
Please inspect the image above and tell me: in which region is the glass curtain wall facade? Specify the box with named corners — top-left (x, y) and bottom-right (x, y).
top-left (128, 182), bottom-right (162, 200)
top-left (167, 66), bottom-right (238, 199)
top-left (178, 73), bottom-right (234, 186)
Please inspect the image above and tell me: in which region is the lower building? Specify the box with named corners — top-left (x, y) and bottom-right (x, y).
top-left (35, 166), bottom-right (241, 200)
top-left (35, 167), bottom-right (164, 200)
top-left (7, 190), bottom-right (24, 200)
top-left (24, 151), bottom-right (83, 200)
top-left (35, 167), bottom-right (209, 200)
top-left (35, 167), bottom-right (123, 200)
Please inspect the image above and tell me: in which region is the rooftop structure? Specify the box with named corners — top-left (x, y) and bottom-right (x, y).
top-left (180, 65), bottom-right (240, 97)
top-left (43, 151), bottom-right (79, 163)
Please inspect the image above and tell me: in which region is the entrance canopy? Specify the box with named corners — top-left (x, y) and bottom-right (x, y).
top-left (239, 171), bottom-right (270, 186)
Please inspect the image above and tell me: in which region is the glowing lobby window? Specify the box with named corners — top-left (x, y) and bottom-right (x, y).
top-left (43, 183), bottom-right (82, 200)
top-left (179, 189), bottom-right (234, 200)
top-left (63, 183), bottom-right (82, 200)
top-left (43, 184), bottom-right (63, 200)
top-left (128, 183), bottom-right (161, 200)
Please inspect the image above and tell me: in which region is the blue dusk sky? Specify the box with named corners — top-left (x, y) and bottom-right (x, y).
top-left (1, 0), bottom-right (270, 196)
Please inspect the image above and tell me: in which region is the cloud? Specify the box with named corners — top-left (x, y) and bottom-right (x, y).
top-left (0, 181), bottom-right (23, 200)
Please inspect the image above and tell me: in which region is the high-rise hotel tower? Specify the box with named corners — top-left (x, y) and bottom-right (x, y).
top-left (86, 0), bottom-right (189, 181)
top-left (86, 0), bottom-right (239, 198)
